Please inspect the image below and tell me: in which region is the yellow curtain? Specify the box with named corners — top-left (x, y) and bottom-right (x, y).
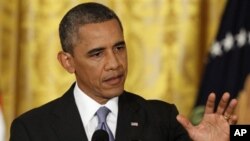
top-left (121, 0), bottom-right (226, 117)
top-left (0, 0), bottom-right (226, 140)
top-left (235, 75), bottom-right (250, 124)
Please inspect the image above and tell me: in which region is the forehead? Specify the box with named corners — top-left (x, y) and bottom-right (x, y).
top-left (77, 19), bottom-right (123, 42)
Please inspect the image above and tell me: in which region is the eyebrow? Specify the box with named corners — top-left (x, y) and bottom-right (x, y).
top-left (87, 41), bottom-right (126, 55)
top-left (114, 41), bottom-right (126, 47)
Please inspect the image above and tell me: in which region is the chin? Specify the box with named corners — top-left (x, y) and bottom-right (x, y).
top-left (105, 88), bottom-right (124, 98)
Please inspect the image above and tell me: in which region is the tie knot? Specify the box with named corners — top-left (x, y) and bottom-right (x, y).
top-left (96, 106), bottom-right (111, 123)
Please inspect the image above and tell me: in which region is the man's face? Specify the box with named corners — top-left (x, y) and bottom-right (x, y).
top-left (70, 19), bottom-right (127, 104)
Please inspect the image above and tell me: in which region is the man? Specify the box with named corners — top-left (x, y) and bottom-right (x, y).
top-left (10, 2), bottom-right (238, 141)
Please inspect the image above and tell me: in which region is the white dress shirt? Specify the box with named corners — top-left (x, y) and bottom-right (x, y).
top-left (73, 83), bottom-right (118, 141)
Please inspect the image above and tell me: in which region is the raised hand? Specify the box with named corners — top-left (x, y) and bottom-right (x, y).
top-left (177, 92), bottom-right (238, 141)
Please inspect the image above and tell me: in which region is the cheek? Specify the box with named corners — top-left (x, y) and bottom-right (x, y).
top-left (80, 64), bottom-right (103, 83)
top-left (76, 67), bottom-right (102, 90)
top-left (120, 54), bottom-right (128, 67)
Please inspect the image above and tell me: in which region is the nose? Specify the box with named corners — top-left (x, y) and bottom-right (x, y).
top-left (104, 51), bottom-right (120, 71)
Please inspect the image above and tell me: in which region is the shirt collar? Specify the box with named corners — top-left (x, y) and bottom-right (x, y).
top-left (73, 83), bottom-right (119, 127)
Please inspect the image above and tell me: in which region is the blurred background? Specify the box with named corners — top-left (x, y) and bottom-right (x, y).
top-left (0, 0), bottom-right (250, 140)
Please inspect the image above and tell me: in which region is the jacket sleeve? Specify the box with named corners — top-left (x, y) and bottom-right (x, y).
top-left (169, 104), bottom-right (191, 141)
top-left (147, 100), bottom-right (191, 141)
top-left (10, 118), bottom-right (31, 141)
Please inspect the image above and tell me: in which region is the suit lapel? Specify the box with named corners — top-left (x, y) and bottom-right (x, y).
top-left (48, 86), bottom-right (145, 141)
top-left (115, 91), bottom-right (145, 141)
top-left (50, 84), bottom-right (88, 141)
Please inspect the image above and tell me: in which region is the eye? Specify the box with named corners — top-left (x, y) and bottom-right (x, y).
top-left (90, 51), bottom-right (103, 57)
top-left (87, 48), bottom-right (105, 58)
top-left (117, 45), bottom-right (125, 50)
top-left (114, 45), bottom-right (125, 52)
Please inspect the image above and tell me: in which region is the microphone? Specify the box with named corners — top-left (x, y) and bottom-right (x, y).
top-left (91, 129), bottom-right (109, 141)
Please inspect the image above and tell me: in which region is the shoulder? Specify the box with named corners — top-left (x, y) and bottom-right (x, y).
top-left (121, 91), bottom-right (190, 140)
top-left (122, 91), bottom-right (179, 115)
top-left (14, 83), bottom-right (75, 122)
top-left (9, 95), bottom-right (70, 141)
top-left (13, 96), bottom-right (63, 123)
top-left (9, 96), bottom-right (64, 139)
top-left (123, 91), bottom-right (176, 106)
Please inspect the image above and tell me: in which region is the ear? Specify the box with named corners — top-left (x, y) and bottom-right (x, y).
top-left (57, 51), bottom-right (75, 73)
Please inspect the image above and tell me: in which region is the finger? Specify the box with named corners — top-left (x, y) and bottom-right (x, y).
top-left (223, 98), bottom-right (238, 118)
top-left (216, 92), bottom-right (230, 114)
top-left (204, 93), bottom-right (216, 114)
top-left (228, 115), bottom-right (238, 125)
top-left (176, 114), bottom-right (194, 133)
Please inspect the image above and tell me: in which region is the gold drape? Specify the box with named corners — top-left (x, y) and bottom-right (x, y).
top-left (236, 75), bottom-right (250, 124)
top-left (0, 0), bottom-right (226, 140)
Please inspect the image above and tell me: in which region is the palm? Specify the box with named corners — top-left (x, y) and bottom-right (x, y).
top-left (189, 114), bottom-right (229, 141)
top-left (177, 93), bottom-right (238, 141)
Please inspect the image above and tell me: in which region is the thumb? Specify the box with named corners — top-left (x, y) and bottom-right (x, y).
top-left (176, 114), bottom-right (194, 133)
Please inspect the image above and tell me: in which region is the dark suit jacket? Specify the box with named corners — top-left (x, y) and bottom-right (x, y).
top-left (10, 83), bottom-right (191, 141)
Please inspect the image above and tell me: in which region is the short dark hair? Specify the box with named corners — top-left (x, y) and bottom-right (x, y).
top-left (59, 2), bottom-right (123, 54)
